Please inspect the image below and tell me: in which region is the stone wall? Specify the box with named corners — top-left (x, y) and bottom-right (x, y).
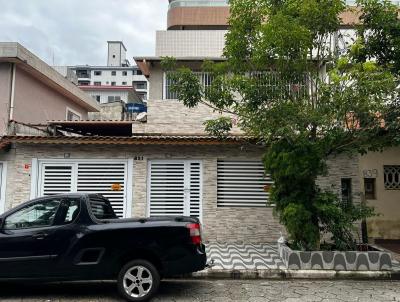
top-left (0, 143), bottom-right (283, 244)
top-left (133, 100), bottom-right (242, 135)
top-left (317, 153), bottom-right (361, 204)
top-left (0, 144), bottom-right (364, 244)
top-left (88, 101), bottom-right (124, 121)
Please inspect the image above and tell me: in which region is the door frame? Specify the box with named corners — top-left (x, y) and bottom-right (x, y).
top-left (0, 161), bottom-right (7, 214)
top-left (30, 158), bottom-right (133, 218)
top-left (146, 159), bottom-right (203, 221)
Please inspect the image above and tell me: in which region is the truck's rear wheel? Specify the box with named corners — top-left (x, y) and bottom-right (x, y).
top-left (117, 259), bottom-right (160, 301)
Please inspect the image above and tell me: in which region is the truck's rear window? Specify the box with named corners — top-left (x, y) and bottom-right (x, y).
top-left (89, 197), bottom-right (118, 220)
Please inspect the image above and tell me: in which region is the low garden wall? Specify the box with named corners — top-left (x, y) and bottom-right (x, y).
top-left (278, 242), bottom-right (392, 271)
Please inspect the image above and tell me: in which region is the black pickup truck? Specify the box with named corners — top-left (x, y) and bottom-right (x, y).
top-left (0, 193), bottom-right (207, 301)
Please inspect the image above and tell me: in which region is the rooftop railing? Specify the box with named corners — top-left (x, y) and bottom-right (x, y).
top-left (169, 0), bottom-right (399, 9)
top-left (169, 0), bottom-right (229, 9)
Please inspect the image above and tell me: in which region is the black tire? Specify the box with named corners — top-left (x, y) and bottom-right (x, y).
top-left (117, 259), bottom-right (160, 302)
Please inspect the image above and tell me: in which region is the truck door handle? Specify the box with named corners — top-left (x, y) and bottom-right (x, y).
top-left (32, 232), bottom-right (48, 240)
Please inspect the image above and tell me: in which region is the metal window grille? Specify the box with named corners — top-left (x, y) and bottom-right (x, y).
top-left (384, 165), bottom-right (400, 190)
top-left (249, 71), bottom-right (309, 99)
top-left (165, 72), bottom-right (213, 100)
top-left (217, 160), bottom-right (273, 207)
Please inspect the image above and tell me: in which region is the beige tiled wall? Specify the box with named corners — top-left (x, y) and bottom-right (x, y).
top-left (1, 143), bottom-right (283, 243)
top-left (1, 143), bottom-right (363, 243)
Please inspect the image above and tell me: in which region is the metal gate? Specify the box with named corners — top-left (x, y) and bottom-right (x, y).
top-left (148, 160), bottom-right (202, 219)
top-left (37, 160), bottom-right (131, 217)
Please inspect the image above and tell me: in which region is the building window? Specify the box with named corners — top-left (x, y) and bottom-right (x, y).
top-left (122, 71), bottom-right (127, 76)
top-left (217, 160), bottom-right (273, 207)
top-left (133, 81), bottom-right (147, 90)
top-left (133, 69), bottom-right (143, 76)
top-left (364, 178), bottom-right (376, 200)
top-left (107, 96), bottom-right (121, 103)
top-left (78, 81), bottom-right (89, 86)
top-left (94, 71), bottom-right (102, 76)
top-left (66, 108), bottom-right (81, 121)
top-left (94, 81), bottom-right (101, 86)
top-left (95, 95), bottom-right (101, 102)
top-left (111, 82), bottom-right (116, 86)
top-left (111, 71), bottom-right (117, 76)
top-left (384, 165), bottom-right (400, 190)
top-left (76, 69), bottom-right (90, 78)
top-left (164, 72), bottom-right (213, 100)
top-left (341, 178), bottom-right (352, 206)
top-left (122, 81), bottom-right (127, 85)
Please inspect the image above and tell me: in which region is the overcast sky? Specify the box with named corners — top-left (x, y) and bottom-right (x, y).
top-left (0, 0), bottom-right (168, 66)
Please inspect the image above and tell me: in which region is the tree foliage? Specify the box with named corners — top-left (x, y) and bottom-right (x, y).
top-left (162, 0), bottom-right (400, 250)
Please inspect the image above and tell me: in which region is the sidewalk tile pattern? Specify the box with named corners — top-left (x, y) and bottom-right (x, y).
top-left (206, 242), bottom-right (400, 271)
top-left (206, 243), bottom-right (285, 270)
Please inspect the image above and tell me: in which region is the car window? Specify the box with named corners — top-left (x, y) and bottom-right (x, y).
top-left (58, 198), bottom-right (80, 224)
top-left (4, 199), bottom-right (61, 230)
top-left (89, 197), bottom-right (117, 220)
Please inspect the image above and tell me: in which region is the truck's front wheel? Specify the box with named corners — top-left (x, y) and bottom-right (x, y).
top-left (118, 259), bottom-right (160, 301)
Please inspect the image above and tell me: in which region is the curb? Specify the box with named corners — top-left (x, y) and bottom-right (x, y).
top-left (190, 268), bottom-right (400, 280)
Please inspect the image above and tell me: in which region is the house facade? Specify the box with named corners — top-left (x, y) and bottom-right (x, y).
top-left (0, 2), bottom-right (399, 246)
top-left (0, 42), bottom-right (99, 135)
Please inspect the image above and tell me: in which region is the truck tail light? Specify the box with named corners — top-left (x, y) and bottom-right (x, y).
top-left (186, 223), bottom-right (202, 245)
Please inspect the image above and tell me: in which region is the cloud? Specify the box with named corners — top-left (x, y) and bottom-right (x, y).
top-left (0, 0), bottom-right (168, 66)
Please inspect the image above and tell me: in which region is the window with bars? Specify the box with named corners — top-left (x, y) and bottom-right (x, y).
top-left (217, 160), bottom-right (273, 207)
top-left (249, 71), bottom-right (309, 99)
top-left (164, 71), bottom-right (308, 100)
top-left (384, 165), bottom-right (400, 190)
top-left (164, 72), bottom-right (214, 100)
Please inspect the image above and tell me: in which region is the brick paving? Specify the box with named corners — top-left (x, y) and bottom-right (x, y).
top-left (1, 279), bottom-right (400, 301)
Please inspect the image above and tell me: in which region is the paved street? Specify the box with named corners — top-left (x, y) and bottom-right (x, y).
top-left (1, 279), bottom-right (400, 302)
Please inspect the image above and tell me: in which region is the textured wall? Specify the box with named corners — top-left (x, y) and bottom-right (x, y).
top-left (144, 63), bottom-right (242, 135)
top-left (0, 143), bottom-right (283, 243)
top-left (317, 153), bottom-right (361, 204)
top-left (156, 30), bottom-right (227, 57)
top-left (138, 99), bottom-right (242, 135)
top-left (1, 144), bottom-right (372, 243)
top-left (359, 147), bottom-right (400, 240)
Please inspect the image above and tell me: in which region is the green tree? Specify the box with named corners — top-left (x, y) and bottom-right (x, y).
top-left (162, 0), bottom-right (399, 250)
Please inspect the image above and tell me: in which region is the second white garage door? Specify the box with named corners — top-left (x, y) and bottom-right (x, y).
top-left (148, 160), bottom-right (202, 220)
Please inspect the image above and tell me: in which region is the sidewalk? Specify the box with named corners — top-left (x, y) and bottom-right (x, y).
top-left (191, 242), bottom-right (400, 280)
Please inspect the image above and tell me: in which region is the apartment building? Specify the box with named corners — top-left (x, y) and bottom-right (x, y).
top-left (66, 41), bottom-right (148, 104)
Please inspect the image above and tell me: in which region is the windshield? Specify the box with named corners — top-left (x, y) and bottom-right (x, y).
top-left (88, 196), bottom-right (118, 220)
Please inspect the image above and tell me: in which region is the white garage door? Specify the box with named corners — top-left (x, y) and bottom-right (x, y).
top-left (38, 160), bottom-right (130, 217)
top-left (148, 160), bottom-right (202, 219)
